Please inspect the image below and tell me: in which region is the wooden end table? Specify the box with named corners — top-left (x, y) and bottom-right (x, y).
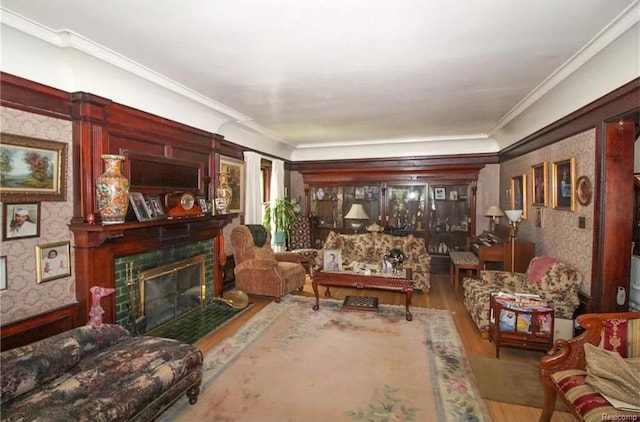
top-left (488, 293), bottom-right (554, 358)
top-left (312, 268), bottom-right (413, 321)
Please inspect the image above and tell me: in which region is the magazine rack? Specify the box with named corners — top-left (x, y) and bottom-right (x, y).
top-left (488, 292), bottom-right (554, 358)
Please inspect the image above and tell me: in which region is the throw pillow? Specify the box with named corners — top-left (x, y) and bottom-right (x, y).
top-left (584, 343), bottom-right (640, 408)
top-left (526, 256), bottom-right (561, 284)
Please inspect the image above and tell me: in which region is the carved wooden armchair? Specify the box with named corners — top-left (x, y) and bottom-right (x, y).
top-left (539, 311), bottom-right (640, 422)
top-left (230, 225), bottom-right (306, 302)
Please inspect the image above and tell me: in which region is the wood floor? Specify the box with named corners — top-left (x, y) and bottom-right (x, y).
top-left (196, 273), bottom-right (574, 422)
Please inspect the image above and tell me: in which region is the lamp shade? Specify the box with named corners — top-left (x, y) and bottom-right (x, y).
top-left (345, 203), bottom-right (369, 220)
top-left (504, 209), bottom-right (523, 222)
top-left (484, 205), bottom-right (504, 217)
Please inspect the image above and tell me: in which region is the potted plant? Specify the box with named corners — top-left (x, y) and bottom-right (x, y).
top-left (263, 197), bottom-right (300, 248)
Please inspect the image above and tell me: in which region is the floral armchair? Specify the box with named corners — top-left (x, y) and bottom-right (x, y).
top-left (539, 312), bottom-right (640, 422)
top-left (231, 225), bottom-right (306, 302)
top-left (462, 256), bottom-right (582, 334)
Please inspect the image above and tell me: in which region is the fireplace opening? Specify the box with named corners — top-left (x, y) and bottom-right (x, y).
top-left (136, 255), bottom-right (206, 333)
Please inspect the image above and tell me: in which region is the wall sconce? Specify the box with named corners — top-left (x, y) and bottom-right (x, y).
top-left (484, 205), bottom-right (504, 232)
top-left (504, 209), bottom-right (523, 272)
top-left (345, 203), bottom-right (369, 233)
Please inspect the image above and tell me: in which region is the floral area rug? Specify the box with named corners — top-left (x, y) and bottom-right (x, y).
top-left (158, 295), bottom-right (492, 422)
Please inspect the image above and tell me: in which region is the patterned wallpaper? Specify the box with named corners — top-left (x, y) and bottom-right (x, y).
top-left (500, 129), bottom-right (595, 294)
top-left (0, 107), bottom-right (76, 325)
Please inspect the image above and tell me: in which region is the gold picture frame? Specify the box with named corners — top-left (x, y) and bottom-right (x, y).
top-left (552, 158), bottom-right (576, 211)
top-left (530, 162), bottom-right (548, 207)
top-left (510, 173), bottom-right (527, 219)
top-left (218, 156), bottom-right (245, 214)
top-left (0, 133), bottom-right (68, 202)
top-left (35, 241), bottom-right (71, 283)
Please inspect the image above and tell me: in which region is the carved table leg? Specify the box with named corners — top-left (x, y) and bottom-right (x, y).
top-left (312, 280), bottom-right (320, 311)
top-left (405, 289), bottom-right (413, 321)
top-left (187, 384), bottom-right (200, 405)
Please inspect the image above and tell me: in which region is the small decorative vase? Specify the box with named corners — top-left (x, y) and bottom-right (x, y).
top-left (95, 154), bottom-right (130, 224)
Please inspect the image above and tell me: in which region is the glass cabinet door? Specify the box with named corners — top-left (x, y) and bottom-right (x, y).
top-left (386, 184), bottom-right (427, 236)
top-left (427, 184), bottom-right (469, 256)
top-left (343, 184), bottom-right (381, 231)
top-left (310, 186), bottom-right (343, 229)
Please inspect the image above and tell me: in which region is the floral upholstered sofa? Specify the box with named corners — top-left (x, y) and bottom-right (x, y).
top-left (318, 230), bottom-right (431, 291)
top-left (1, 324), bottom-right (203, 421)
top-left (462, 256), bottom-right (582, 334)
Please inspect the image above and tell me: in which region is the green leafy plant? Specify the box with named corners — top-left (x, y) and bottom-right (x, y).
top-left (263, 197), bottom-right (299, 245)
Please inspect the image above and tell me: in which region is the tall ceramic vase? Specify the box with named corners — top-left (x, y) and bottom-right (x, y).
top-left (95, 154), bottom-right (130, 224)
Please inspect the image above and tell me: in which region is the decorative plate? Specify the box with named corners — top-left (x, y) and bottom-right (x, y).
top-left (576, 176), bottom-right (593, 206)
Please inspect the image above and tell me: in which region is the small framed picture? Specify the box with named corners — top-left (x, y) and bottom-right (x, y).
top-left (197, 196), bottom-right (209, 213)
top-left (510, 174), bottom-right (528, 219)
top-left (434, 187), bottom-right (446, 200)
top-left (323, 249), bottom-right (342, 271)
top-left (35, 241), bottom-right (71, 283)
top-left (146, 194), bottom-right (166, 219)
top-left (129, 192), bottom-right (153, 221)
top-left (0, 256), bottom-right (6, 291)
top-left (215, 197), bottom-right (227, 214)
top-left (552, 158), bottom-right (576, 211)
top-left (3, 202), bottom-right (41, 241)
top-left (530, 162), bottom-right (548, 207)
top-left (449, 191), bottom-right (458, 200)
top-left (355, 187), bottom-right (365, 200)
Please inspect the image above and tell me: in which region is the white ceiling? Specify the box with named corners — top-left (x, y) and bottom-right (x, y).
top-left (1, 0), bottom-right (638, 154)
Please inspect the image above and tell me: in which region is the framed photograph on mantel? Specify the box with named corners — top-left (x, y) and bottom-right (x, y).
top-left (552, 158), bottom-right (576, 211)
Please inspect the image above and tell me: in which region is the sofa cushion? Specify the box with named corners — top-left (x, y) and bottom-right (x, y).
top-left (2, 335), bottom-right (203, 421)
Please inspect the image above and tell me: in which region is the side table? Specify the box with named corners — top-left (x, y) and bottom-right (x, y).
top-left (488, 293), bottom-right (554, 358)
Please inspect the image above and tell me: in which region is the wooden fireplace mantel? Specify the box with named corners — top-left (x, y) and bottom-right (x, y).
top-left (70, 214), bottom-right (236, 326)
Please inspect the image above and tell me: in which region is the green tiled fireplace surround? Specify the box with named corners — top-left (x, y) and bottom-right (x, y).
top-left (114, 239), bottom-right (214, 332)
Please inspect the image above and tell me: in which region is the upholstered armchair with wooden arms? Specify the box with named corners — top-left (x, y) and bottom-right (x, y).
top-left (230, 225), bottom-right (306, 302)
top-left (539, 311), bottom-right (640, 422)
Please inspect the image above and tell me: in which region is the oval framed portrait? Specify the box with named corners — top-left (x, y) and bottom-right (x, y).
top-left (576, 175), bottom-right (593, 206)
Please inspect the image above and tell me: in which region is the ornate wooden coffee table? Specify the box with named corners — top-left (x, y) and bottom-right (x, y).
top-left (312, 268), bottom-right (413, 321)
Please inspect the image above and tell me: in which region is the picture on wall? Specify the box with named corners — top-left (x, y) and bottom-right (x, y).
top-left (552, 158), bottom-right (576, 211)
top-left (35, 241), bottom-right (71, 283)
top-left (510, 174), bottom-right (528, 219)
top-left (530, 162), bottom-right (548, 207)
top-left (0, 134), bottom-right (68, 202)
top-left (0, 256), bottom-right (6, 291)
top-left (218, 156), bottom-right (245, 214)
top-left (2, 202), bottom-right (40, 241)
top-left (434, 187), bottom-right (446, 200)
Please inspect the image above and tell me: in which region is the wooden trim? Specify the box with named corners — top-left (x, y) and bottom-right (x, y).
top-left (0, 303), bottom-right (78, 351)
top-left (0, 72), bottom-right (72, 120)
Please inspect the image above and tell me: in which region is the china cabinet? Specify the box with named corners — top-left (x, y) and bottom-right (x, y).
top-left (305, 177), bottom-right (477, 273)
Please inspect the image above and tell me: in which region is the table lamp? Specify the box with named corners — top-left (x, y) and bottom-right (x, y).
top-left (504, 209), bottom-right (523, 271)
top-left (484, 205), bottom-right (504, 232)
top-left (345, 203), bottom-right (369, 232)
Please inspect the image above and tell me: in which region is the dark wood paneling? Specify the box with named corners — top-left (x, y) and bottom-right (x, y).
top-left (1, 304), bottom-right (78, 351)
top-left (0, 72), bottom-right (72, 120)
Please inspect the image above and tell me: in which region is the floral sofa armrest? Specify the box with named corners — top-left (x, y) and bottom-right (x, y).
top-left (526, 260), bottom-right (581, 319)
top-left (1, 324), bottom-right (130, 404)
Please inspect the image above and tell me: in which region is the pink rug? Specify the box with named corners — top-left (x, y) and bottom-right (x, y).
top-left (159, 295), bottom-right (492, 422)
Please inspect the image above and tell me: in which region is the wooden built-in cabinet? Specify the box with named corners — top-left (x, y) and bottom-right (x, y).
top-left (301, 169), bottom-right (481, 273)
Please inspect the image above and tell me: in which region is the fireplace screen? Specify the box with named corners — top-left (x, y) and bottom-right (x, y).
top-left (138, 255), bottom-right (206, 333)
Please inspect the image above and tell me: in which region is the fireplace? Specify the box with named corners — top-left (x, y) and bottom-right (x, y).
top-left (136, 255), bottom-right (206, 333)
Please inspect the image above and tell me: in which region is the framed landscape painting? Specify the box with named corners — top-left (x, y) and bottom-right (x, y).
top-left (0, 134), bottom-right (68, 202)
